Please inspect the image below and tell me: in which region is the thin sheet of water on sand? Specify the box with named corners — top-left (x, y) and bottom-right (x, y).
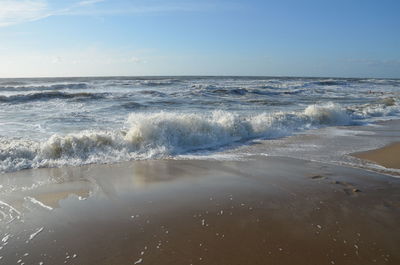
top-left (0, 156), bottom-right (399, 265)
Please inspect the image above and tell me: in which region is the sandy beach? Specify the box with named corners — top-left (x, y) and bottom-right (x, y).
top-left (353, 142), bottom-right (400, 170)
top-left (1, 154), bottom-right (399, 265)
top-left (1, 0), bottom-right (399, 263)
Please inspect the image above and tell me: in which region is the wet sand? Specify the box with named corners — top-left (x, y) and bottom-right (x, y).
top-left (353, 142), bottom-right (400, 170)
top-left (0, 156), bottom-right (399, 265)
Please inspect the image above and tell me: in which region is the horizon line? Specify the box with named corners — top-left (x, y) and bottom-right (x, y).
top-left (0, 74), bottom-right (399, 80)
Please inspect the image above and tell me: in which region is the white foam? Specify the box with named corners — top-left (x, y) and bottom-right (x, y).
top-left (177, 153), bottom-right (245, 161)
top-left (1, 234), bottom-right (9, 243)
top-left (0, 200), bottom-right (21, 216)
top-left (0, 102), bottom-right (399, 173)
top-left (24, 197), bottom-right (53, 211)
top-left (28, 227), bottom-right (44, 241)
top-left (304, 103), bottom-right (351, 125)
top-left (134, 258), bottom-right (143, 264)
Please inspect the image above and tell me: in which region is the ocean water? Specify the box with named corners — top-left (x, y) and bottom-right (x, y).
top-left (0, 76), bottom-right (399, 173)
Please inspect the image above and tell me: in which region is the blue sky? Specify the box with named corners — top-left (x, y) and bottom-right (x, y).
top-left (0, 0), bottom-right (399, 78)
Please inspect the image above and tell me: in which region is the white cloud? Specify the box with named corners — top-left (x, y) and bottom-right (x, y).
top-left (0, 0), bottom-right (222, 27)
top-left (51, 56), bottom-right (62, 64)
top-left (129, 56), bottom-right (145, 63)
top-left (0, 0), bottom-right (49, 27)
top-left (0, 47), bottom-right (152, 77)
top-left (77, 0), bottom-right (105, 6)
top-left (345, 58), bottom-right (400, 68)
top-left (0, 0), bottom-right (107, 27)
top-left (72, 2), bottom-right (217, 15)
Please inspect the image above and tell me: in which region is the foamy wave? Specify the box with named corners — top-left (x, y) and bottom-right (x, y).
top-left (350, 97), bottom-right (400, 120)
top-left (0, 83), bottom-right (88, 92)
top-left (138, 79), bottom-right (178, 86)
top-left (191, 84), bottom-right (306, 96)
top-left (0, 91), bottom-right (107, 104)
top-left (304, 103), bottom-right (351, 125)
top-left (0, 102), bottom-right (398, 173)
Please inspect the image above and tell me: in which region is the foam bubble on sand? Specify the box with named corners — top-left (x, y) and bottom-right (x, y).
top-left (1, 234), bottom-right (9, 243)
top-left (28, 227), bottom-right (44, 241)
top-left (134, 258), bottom-right (143, 264)
top-left (0, 200), bottom-right (22, 223)
top-left (24, 197), bottom-right (53, 211)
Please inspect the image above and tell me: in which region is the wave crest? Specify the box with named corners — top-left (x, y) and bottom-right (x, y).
top-left (1, 101), bottom-right (399, 173)
top-left (0, 91), bottom-right (107, 104)
top-left (304, 103), bottom-right (351, 125)
top-left (41, 132), bottom-right (118, 159)
top-left (0, 83), bottom-right (88, 92)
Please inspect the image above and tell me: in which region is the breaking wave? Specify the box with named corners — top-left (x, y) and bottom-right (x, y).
top-left (313, 80), bottom-right (347, 86)
top-left (138, 79), bottom-right (179, 86)
top-left (0, 83), bottom-right (88, 92)
top-left (0, 91), bottom-right (108, 104)
top-left (2, 101), bottom-right (398, 173)
top-left (191, 84), bottom-right (306, 96)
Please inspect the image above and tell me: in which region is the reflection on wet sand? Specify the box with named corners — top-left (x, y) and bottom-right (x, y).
top-left (0, 156), bottom-right (399, 265)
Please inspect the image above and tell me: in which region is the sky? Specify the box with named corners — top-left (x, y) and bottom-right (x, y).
top-left (0, 0), bottom-right (399, 78)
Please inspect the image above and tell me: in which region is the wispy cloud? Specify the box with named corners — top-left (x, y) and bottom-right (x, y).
top-left (0, 0), bottom-right (50, 27)
top-left (0, 0), bottom-right (107, 27)
top-left (58, 1), bottom-right (219, 16)
top-left (0, 0), bottom-right (221, 27)
top-left (0, 46), bottom-right (151, 77)
top-left (346, 58), bottom-right (400, 68)
top-left (77, 0), bottom-right (105, 7)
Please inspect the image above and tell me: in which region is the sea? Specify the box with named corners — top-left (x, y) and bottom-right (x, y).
top-left (0, 76), bottom-right (399, 174)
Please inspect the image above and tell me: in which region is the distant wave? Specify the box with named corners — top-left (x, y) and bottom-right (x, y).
top-left (191, 84), bottom-right (306, 96)
top-left (137, 79), bottom-right (180, 86)
top-left (138, 90), bottom-right (167, 97)
top-left (0, 83), bottom-right (88, 92)
top-left (120, 102), bottom-right (145, 109)
top-left (312, 80), bottom-right (347, 86)
top-left (1, 101), bottom-right (398, 173)
top-left (0, 91), bottom-right (107, 104)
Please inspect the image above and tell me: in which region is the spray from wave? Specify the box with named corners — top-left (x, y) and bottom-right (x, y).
top-left (1, 100), bottom-right (399, 173)
top-left (0, 102), bottom-right (358, 172)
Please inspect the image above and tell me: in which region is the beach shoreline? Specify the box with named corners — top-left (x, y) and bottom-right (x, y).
top-left (353, 142), bottom-right (400, 170)
top-left (1, 118), bottom-right (400, 265)
top-left (1, 0), bottom-right (399, 263)
top-left (0, 154), bottom-right (399, 265)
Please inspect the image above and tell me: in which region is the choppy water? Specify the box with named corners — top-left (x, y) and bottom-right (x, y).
top-left (0, 76), bottom-right (399, 173)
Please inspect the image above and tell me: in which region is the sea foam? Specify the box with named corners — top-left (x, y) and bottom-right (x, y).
top-left (0, 101), bottom-right (398, 173)
top-left (0, 103), bottom-right (343, 172)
